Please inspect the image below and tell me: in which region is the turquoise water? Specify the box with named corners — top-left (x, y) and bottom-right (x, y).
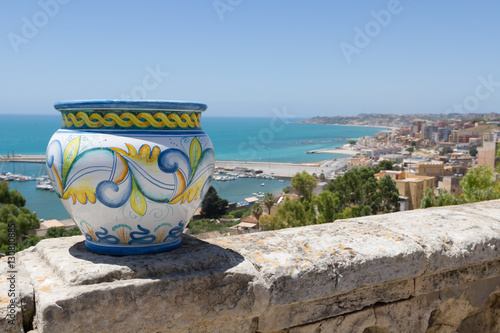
top-left (0, 115), bottom-right (385, 219)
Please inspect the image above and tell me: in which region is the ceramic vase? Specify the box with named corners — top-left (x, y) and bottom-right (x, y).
top-left (46, 100), bottom-right (215, 255)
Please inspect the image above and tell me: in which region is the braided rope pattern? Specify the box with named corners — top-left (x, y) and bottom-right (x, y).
top-left (61, 111), bottom-right (201, 129)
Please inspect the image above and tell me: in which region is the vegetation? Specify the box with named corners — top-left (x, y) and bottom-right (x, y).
top-left (421, 165), bottom-right (500, 208)
top-left (261, 168), bottom-right (400, 230)
top-left (251, 203), bottom-right (263, 221)
top-left (0, 181), bottom-right (40, 254)
top-left (373, 160), bottom-right (394, 173)
top-left (421, 189), bottom-right (465, 208)
top-left (440, 147), bottom-right (454, 156)
top-left (460, 166), bottom-right (500, 203)
top-left (291, 171), bottom-right (317, 202)
top-left (201, 186), bottom-right (228, 218)
top-left (260, 197), bottom-right (316, 230)
top-left (262, 193), bottom-right (276, 213)
top-left (188, 218), bottom-right (239, 235)
top-left (0, 181), bottom-right (85, 255)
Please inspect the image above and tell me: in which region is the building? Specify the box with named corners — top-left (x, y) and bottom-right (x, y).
top-left (346, 156), bottom-right (374, 170)
top-left (35, 219), bottom-right (76, 237)
top-left (374, 170), bottom-right (435, 211)
top-left (395, 176), bottom-right (435, 210)
top-left (229, 213), bottom-right (269, 235)
top-left (477, 141), bottom-right (498, 169)
top-left (416, 161), bottom-right (445, 179)
top-left (494, 130), bottom-right (500, 143)
top-left (374, 170), bottom-right (406, 181)
top-left (439, 176), bottom-right (463, 195)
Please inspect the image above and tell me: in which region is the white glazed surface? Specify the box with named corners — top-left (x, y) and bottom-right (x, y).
top-left (46, 129), bottom-right (214, 251)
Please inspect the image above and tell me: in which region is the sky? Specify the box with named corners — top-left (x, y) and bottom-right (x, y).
top-left (1, 1), bottom-right (500, 117)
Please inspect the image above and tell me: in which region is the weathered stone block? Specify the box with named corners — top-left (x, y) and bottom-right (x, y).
top-left (4, 200), bottom-right (500, 332)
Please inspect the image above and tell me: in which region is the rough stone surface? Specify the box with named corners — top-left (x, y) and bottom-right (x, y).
top-left (4, 200), bottom-right (500, 332)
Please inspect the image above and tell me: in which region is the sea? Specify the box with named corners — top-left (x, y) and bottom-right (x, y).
top-left (0, 114), bottom-right (386, 220)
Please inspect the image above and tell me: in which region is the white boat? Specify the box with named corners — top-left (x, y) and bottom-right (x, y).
top-left (36, 180), bottom-right (54, 191)
top-left (261, 183), bottom-right (265, 186)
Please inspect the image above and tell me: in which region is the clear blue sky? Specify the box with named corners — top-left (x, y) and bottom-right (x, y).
top-left (1, 1), bottom-right (499, 117)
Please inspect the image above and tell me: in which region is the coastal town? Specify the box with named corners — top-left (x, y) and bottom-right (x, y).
top-left (210, 112), bottom-right (500, 235)
top-left (2, 112), bottom-right (500, 239)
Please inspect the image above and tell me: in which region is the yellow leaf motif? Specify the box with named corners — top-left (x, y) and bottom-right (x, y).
top-left (130, 177), bottom-right (147, 216)
top-left (169, 174), bottom-right (209, 205)
top-left (63, 137), bottom-right (80, 183)
top-left (189, 137), bottom-right (201, 177)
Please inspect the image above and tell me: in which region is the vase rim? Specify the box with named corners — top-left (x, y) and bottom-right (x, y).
top-left (54, 100), bottom-right (207, 112)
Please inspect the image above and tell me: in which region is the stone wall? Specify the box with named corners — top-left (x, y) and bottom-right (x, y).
top-left (2, 200), bottom-right (500, 332)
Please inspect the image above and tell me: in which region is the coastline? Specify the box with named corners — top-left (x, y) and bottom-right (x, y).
top-left (305, 148), bottom-right (359, 156)
top-left (298, 121), bottom-right (398, 131)
top-left (216, 159), bottom-right (348, 179)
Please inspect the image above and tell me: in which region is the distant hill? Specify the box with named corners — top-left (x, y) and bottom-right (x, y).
top-left (299, 113), bottom-right (487, 128)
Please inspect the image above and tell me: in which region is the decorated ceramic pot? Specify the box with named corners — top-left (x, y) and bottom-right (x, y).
top-left (46, 100), bottom-right (215, 255)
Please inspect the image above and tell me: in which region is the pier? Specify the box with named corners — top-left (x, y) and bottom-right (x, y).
top-left (0, 154), bottom-right (46, 163)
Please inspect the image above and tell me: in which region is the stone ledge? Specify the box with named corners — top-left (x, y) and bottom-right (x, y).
top-left (2, 200), bottom-right (500, 332)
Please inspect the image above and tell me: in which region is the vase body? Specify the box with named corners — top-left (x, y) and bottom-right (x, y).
top-left (46, 100), bottom-right (215, 255)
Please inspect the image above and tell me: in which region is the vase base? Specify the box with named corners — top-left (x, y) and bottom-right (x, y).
top-left (84, 238), bottom-right (182, 255)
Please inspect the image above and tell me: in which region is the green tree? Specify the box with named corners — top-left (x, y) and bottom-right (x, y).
top-left (231, 208), bottom-right (251, 219)
top-left (9, 190), bottom-right (26, 207)
top-left (460, 166), bottom-right (500, 203)
top-left (336, 205), bottom-right (372, 219)
top-left (348, 140), bottom-right (357, 145)
top-left (406, 147), bottom-right (414, 153)
top-left (0, 181), bottom-right (10, 204)
top-left (420, 189), bottom-right (436, 209)
top-left (17, 234), bottom-right (43, 252)
top-left (262, 193), bottom-right (276, 214)
top-left (315, 190), bottom-right (341, 223)
top-left (0, 182), bottom-right (40, 255)
top-left (0, 181), bottom-right (25, 207)
top-left (261, 198), bottom-right (316, 230)
top-left (291, 171), bottom-right (317, 202)
top-left (420, 189), bottom-right (465, 209)
top-left (496, 144), bottom-right (500, 172)
top-left (378, 175), bottom-right (400, 213)
top-left (327, 167), bottom-right (380, 213)
top-left (251, 203), bottom-right (263, 221)
top-left (440, 147), bottom-right (453, 156)
top-left (44, 226), bottom-right (81, 238)
top-left (374, 160), bottom-right (394, 173)
top-left (200, 186), bottom-right (228, 218)
top-left (469, 147), bottom-right (478, 157)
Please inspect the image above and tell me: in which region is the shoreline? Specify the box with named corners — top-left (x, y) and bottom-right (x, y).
top-left (216, 158), bottom-right (348, 179)
top-left (305, 148), bottom-right (359, 156)
top-left (298, 121), bottom-right (398, 131)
